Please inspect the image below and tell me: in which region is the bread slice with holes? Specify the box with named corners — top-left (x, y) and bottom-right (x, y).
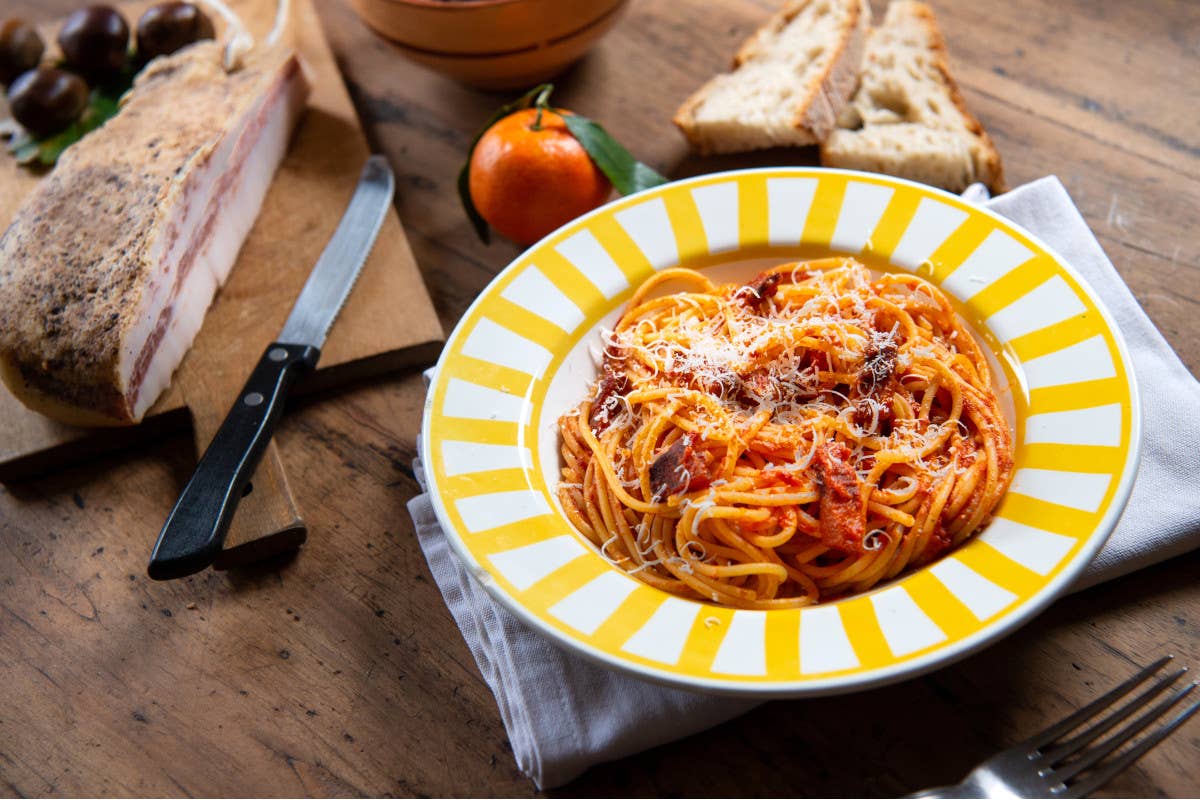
top-left (820, 0), bottom-right (1004, 193)
top-left (673, 0), bottom-right (871, 155)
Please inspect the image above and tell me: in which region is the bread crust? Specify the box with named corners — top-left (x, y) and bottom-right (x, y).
top-left (673, 0), bottom-right (870, 155)
top-left (672, 81), bottom-right (714, 152)
top-left (791, 0), bottom-right (869, 142)
top-left (820, 0), bottom-right (1005, 194)
top-left (930, 62), bottom-right (1005, 194)
top-left (905, 2), bottom-right (1005, 193)
top-left (731, 0), bottom-right (805, 68)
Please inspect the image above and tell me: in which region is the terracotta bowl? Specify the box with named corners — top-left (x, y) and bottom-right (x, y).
top-left (348, 0), bottom-right (630, 90)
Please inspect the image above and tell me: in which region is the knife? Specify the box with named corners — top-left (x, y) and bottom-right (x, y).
top-left (147, 156), bottom-right (395, 581)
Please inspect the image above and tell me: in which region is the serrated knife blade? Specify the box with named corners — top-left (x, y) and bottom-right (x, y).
top-left (148, 155), bottom-right (395, 581)
top-left (279, 154), bottom-right (395, 348)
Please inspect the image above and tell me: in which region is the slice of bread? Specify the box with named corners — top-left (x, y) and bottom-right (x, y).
top-left (674, 0), bottom-right (871, 155)
top-left (821, 1), bottom-right (1004, 193)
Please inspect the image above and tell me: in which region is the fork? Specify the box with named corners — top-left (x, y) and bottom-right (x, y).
top-left (911, 656), bottom-right (1200, 798)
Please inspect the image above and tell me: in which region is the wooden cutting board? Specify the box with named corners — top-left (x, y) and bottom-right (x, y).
top-left (0, 0), bottom-right (444, 567)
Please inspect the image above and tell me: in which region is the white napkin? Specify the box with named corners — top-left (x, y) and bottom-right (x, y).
top-left (406, 176), bottom-right (1200, 788)
top-left (980, 179), bottom-right (1200, 587)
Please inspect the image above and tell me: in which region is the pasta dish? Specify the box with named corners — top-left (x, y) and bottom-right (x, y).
top-left (556, 258), bottom-right (1013, 609)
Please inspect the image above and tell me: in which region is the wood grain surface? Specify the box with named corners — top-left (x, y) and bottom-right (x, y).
top-left (1, 0), bottom-right (1197, 797)
top-left (0, 0), bottom-right (444, 478)
top-left (0, 0), bottom-right (444, 567)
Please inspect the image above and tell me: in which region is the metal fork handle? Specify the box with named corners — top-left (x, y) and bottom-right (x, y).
top-left (908, 658), bottom-right (1199, 799)
top-left (907, 777), bottom-right (996, 798)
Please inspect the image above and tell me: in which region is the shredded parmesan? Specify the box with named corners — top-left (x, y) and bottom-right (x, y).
top-left (555, 260), bottom-right (1014, 610)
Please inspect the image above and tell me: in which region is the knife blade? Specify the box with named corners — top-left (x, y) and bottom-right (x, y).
top-left (147, 156), bottom-right (396, 580)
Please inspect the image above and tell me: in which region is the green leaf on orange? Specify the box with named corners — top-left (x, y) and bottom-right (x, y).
top-left (457, 83), bottom-right (670, 245)
top-left (560, 113), bottom-right (668, 197)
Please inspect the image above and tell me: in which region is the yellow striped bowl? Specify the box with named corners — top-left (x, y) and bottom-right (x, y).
top-left (421, 168), bottom-right (1140, 696)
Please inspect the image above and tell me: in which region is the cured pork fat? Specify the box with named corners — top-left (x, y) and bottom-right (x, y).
top-left (0, 40), bottom-right (309, 425)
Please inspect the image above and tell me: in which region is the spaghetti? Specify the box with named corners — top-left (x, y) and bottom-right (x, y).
top-left (556, 258), bottom-right (1014, 609)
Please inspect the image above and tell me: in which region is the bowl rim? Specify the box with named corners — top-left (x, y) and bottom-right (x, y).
top-left (361, 0), bottom-right (623, 12)
top-left (420, 166), bottom-right (1143, 698)
top-left (372, 0), bottom-right (627, 58)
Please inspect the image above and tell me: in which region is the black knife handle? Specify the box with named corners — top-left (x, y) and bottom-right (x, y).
top-left (147, 342), bottom-right (320, 580)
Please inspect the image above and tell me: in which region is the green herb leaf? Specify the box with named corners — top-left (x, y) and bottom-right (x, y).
top-left (561, 114), bottom-right (668, 197)
top-left (8, 85), bottom-right (126, 168)
top-left (456, 159), bottom-right (491, 244)
top-left (457, 83), bottom-right (554, 244)
top-left (8, 131), bottom-right (41, 165)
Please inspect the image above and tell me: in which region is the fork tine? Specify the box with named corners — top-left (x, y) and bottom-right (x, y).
top-left (1038, 667), bottom-right (1188, 767)
top-left (1061, 683), bottom-right (1200, 799)
top-left (1052, 680), bottom-right (1199, 784)
top-left (1021, 656), bottom-right (1173, 751)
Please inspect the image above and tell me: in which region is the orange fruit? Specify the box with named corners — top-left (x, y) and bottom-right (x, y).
top-left (469, 107), bottom-right (612, 246)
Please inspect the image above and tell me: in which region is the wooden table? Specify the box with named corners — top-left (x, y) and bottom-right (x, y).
top-left (2, 0), bottom-right (1197, 796)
